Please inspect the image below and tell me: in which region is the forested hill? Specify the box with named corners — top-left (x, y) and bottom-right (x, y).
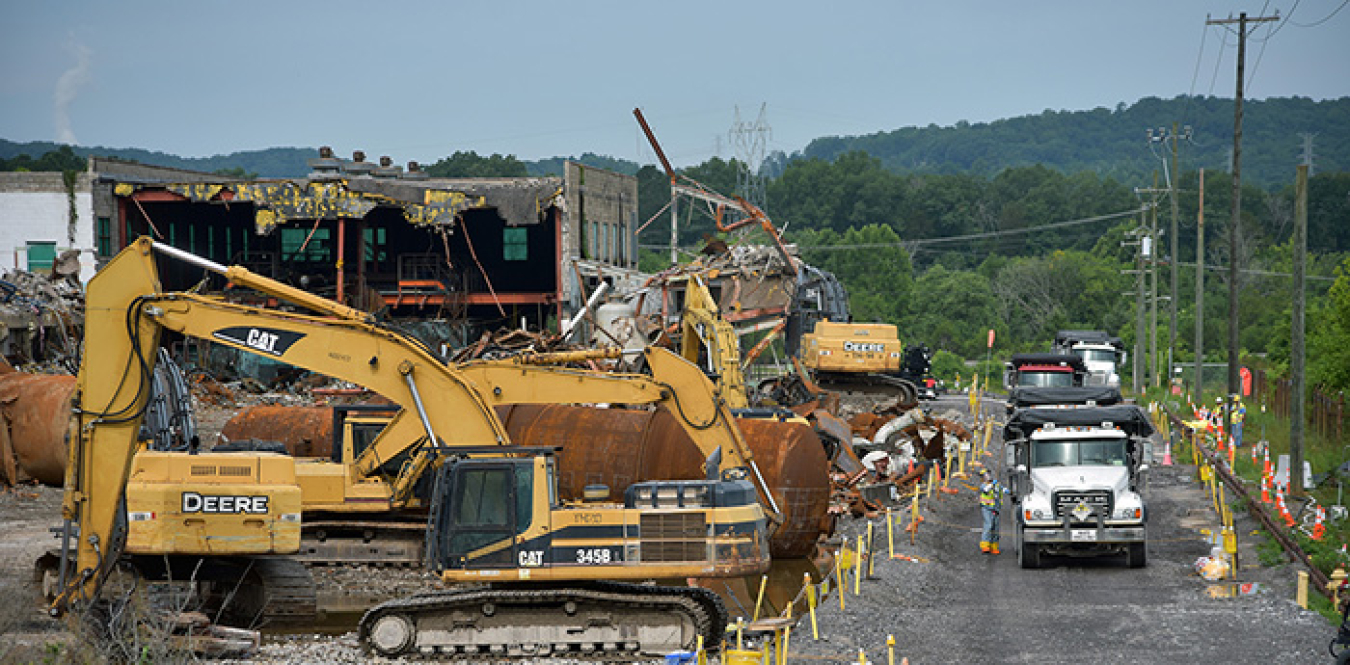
top-left (3, 96), bottom-right (1344, 185)
top-left (797, 95), bottom-right (1349, 188)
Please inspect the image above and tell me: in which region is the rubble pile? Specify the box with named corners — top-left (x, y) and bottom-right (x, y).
top-left (0, 260), bottom-right (84, 368)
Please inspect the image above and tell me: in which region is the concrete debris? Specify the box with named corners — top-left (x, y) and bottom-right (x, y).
top-left (0, 262), bottom-right (83, 368)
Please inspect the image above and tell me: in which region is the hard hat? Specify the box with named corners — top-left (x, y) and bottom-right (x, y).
top-left (861, 451), bottom-right (890, 470)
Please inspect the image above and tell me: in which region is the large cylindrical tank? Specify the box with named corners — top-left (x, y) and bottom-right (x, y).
top-left (495, 404), bottom-right (830, 558)
top-left (221, 402), bottom-right (832, 558)
top-left (217, 405), bottom-right (335, 458)
top-left (0, 372), bottom-right (76, 486)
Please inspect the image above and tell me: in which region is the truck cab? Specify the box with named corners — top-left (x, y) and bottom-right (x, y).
top-left (1004, 406), bottom-right (1152, 569)
top-left (1004, 353), bottom-right (1087, 415)
top-left (1051, 330), bottom-right (1126, 388)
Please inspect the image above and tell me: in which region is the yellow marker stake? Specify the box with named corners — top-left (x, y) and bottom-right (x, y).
top-left (804, 573), bottom-right (819, 640)
top-left (780, 602), bottom-right (793, 665)
top-left (736, 617), bottom-right (744, 651)
top-left (859, 648), bottom-right (868, 665)
top-left (855, 534), bottom-right (864, 595)
top-left (867, 521), bottom-right (876, 578)
top-left (887, 634), bottom-right (896, 665)
top-left (944, 454), bottom-right (954, 488)
top-left (753, 574), bottom-right (767, 622)
top-left (1298, 570), bottom-right (1310, 609)
top-left (696, 635), bottom-right (705, 665)
top-left (887, 508), bottom-right (895, 559)
top-left (836, 549), bottom-right (847, 611)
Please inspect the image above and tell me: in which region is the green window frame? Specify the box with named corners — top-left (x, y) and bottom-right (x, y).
top-left (503, 227), bottom-right (528, 261)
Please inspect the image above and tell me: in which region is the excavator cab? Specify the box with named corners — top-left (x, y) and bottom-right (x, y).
top-left (423, 447), bottom-right (769, 581)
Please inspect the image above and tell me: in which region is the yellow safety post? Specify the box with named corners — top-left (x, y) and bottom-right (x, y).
top-left (836, 549), bottom-right (847, 611)
top-left (887, 508), bottom-right (895, 559)
top-left (887, 634), bottom-right (896, 665)
top-left (855, 534), bottom-right (864, 595)
top-left (957, 437), bottom-right (968, 478)
top-left (736, 617), bottom-right (744, 651)
top-left (859, 648), bottom-right (868, 665)
top-left (696, 635), bottom-right (706, 665)
top-left (1298, 571), bottom-right (1310, 609)
top-left (926, 464), bottom-right (936, 499)
top-left (779, 602), bottom-right (793, 665)
top-left (752, 574), bottom-right (768, 622)
top-left (984, 420), bottom-right (994, 457)
top-left (908, 483), bottom-right (922, 545)
top-left (804, 572), bottom-right (819, 640)
top-left (867, 520), bottom-right (876, 578)
top-left (944, 454), bottom-right (954, 488)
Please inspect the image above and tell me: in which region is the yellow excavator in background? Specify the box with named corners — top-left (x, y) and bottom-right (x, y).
top-left (51, 237), bottom-right (776, 653)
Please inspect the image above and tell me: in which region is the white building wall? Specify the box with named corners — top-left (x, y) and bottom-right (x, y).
top-left (0, 174), bottom-right (97, 282)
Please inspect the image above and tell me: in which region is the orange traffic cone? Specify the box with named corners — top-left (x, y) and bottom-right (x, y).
top-left (1313, 506), bottom-right (1327, 541)
top-left (1260, 474), bottom-right (1271, 504)
top-left (1277, 491), bottom-right (1297, 528)
top-left (1263, 448), bottom-right (1272, 477)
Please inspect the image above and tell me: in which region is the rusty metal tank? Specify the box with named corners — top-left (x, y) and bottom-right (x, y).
top-left (0, 372), bottom-right (76, 486)
top-left (221, 402), bottom-right (832, 557)
top-left (495, 404), bottom-right (830, 558)
top-left (217, 405), bottom-right (335, 458)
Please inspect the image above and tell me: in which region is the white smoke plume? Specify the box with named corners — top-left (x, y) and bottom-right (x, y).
top-left (54, 42), bottom-right (92, 145)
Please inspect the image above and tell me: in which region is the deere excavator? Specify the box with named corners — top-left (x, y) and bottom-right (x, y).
top-left (52, 238), bottom-right (777, 655)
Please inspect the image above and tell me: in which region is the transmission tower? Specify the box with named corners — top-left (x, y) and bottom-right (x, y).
top-left (730, 104), bottom-right (771, 214)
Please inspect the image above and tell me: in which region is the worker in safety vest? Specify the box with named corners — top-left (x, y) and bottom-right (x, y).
top-left (1230, 394), bottom-right (1247, 448)
top-left (978, 467), bottom-right (1007, 554)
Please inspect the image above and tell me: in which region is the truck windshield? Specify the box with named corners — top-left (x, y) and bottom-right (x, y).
top-left (1031, 438), bottom-right (1127, 467)
top-left (1074, 349), bottom-right (1117, 363)
top-left (1019, 371), bottom-right (1074, 387)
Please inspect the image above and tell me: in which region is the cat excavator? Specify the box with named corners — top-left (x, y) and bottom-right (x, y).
top-left (50, 237), bottom-right (776, 654)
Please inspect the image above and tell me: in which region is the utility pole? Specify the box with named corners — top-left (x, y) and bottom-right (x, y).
top-left (1299, 133), bottom-right (1317, 177)
top-left (1291, 164), bottom-right (1308, 495)
top-left (1194, 169), bottom-right (1205, 400)
top-left (1207, 11), bottom-right (1279, 439)
top-left (1148, 124), bottom-right (1190, 387)
top-left (1150, 173), bottom-right (1160, 389)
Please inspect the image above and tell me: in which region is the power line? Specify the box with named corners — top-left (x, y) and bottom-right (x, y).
top-left (1207, 25), bottom-right (1232, 96)
top-left (1290, 0), bottom-right (1348, 26)
top-left (782, 207), bottom-right (1149, 251)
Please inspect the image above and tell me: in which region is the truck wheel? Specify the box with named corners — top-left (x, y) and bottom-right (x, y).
top-left (1017, 525), bottom-right (1040, 569)
top-left (1127, 543), bottom-right (1147, 568)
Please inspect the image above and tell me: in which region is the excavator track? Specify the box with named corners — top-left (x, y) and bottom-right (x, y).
top-left (215, 557), bottom-right (317, 627)
top-left (359, 582), bottom-right (727, 660)
top-left (815, 372), bottom-right (918, 410)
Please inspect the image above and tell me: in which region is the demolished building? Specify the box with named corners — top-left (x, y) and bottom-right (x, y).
top-left (0, 150), bottom-right (641, 368)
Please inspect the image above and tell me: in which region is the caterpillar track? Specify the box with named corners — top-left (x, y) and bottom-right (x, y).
top-left (359, 582), bottom-right (727, 659)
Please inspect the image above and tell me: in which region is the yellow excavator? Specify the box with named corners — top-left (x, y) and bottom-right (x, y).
top-left (52, 237), bottom-right (776, 653)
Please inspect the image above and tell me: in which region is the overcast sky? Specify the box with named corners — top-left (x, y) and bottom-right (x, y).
top-left (2, 1), bottom-right (1347, 168)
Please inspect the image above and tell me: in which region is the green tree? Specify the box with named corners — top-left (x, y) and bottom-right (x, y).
top-left (1308, 257), bottom-right (1350, 391)
top-left (425, 151), bottom-right (528, 178)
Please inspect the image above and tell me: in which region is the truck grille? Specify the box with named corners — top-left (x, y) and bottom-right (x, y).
top-left (639, 513), bottom-right (707, 562)
top-left (1052, 490), bottom-right (1112, 524)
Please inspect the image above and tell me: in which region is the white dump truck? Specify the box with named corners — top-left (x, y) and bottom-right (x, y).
top-left (1004, 405), bottom-right (1152, 569)
top-left (1051, 330), bottom-right (1126, 388)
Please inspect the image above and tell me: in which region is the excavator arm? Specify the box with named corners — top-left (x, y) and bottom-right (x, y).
top-left (676, 275), bottom-right (749, 410)
top-left (457, 347), bottom-right (782, 523)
